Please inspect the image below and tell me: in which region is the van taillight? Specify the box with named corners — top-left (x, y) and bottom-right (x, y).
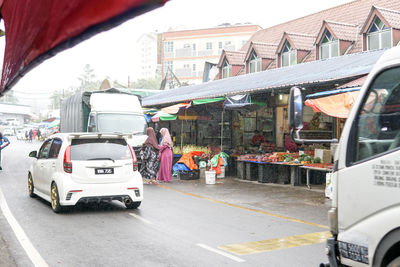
top-left (129, 146), bottom-right (138, 172)
top-left (63, 145), bottom-right (72, 173)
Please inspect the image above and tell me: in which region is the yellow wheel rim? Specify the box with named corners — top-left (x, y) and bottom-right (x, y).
top-left (51, 185), bottom-right (58, 210)
top-left (28, 175), bottom-right (33, 194)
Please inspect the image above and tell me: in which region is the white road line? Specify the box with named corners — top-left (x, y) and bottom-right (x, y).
top-left (129, 213), bottom-right (153, 224)
top-left (0, 187), bottom-right (49, 267)
top-left (197, 243), bottom-right (246, 263)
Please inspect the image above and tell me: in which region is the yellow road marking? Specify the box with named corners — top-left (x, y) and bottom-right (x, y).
top-left (157, 184), bottom-right (329, 229)
top-left (219, 231), bottom-right (332, 255)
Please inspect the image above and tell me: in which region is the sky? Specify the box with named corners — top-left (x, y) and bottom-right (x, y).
top-left (0, 0), bottom-right (353, 110)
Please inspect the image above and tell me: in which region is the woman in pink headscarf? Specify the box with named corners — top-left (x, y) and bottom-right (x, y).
top-left (158, 128), bottom-right (173, 182)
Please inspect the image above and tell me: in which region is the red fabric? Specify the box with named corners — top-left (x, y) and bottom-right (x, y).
top-left (251, 134), bottom-right (265, 145)
top-left (0, 0), bottom-right (167, 93)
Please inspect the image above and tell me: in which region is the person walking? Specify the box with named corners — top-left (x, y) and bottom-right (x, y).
top-left (29, 129), bottom-right (33, 142)
top-left (158, 128), bottom-right (173, 183)
top-left (139, 127), bottom-right (159, 185)
top-left (0, 132), bottom-right (10, 170)
top-left (37, 129), bottom-right (42, 141)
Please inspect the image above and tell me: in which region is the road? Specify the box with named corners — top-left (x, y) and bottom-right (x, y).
top-left (0, 137), bottom-right (331, 267)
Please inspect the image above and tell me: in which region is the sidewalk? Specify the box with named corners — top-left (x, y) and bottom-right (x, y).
top-left (157, 175), bottom-right (331, 227)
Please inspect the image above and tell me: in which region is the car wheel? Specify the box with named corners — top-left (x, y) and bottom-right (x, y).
top-left (388, 256), bottom-right (400, 267)
top-left (125, 201), bottom-right (141, 209)
top-left (28, 173), bottom-right (35, 197)
top-left (51, 183), bottom-right (62, 213)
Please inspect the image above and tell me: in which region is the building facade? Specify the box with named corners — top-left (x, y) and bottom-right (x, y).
top-left (135, 32), bottom-right (161, 80)
top-left (217, 0), bottom-right (400, 79)
top-left (161, 24), bottom-right (262, 87)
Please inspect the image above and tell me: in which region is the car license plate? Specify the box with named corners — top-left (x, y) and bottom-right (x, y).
top-left (95, 168), bottom-right (114, 175)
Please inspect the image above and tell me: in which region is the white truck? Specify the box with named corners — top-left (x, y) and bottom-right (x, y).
top-left (60, 88), bottom-right (148, 157)
top-left (289, 46), bottom-right (400, 267)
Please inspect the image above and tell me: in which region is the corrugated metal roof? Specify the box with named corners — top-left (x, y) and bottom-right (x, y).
top-left (143, 49), bottom-right (386, 107)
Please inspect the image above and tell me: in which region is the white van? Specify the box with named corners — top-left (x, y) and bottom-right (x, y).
top-left (289, 46), bottom-right (400, 266)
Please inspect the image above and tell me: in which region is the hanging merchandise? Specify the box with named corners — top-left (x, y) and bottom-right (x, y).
top-left (224, 94), bottom-right (251, 109)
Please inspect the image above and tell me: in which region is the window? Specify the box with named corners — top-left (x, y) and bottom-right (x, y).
top-left (218, 42), bottom-right (223, 49)
top-left (367, 16), bottom-right (392, 50)
top-left (192, 43), bottom-right (196, 50)
top-left (48, 139), bottom-right (62, 159)
top-left (165, 61), bottom-right (173, 72)
top-left (38, 140), bottom-right (52, 159)
top-left (206, 42), bottom-right (213, 50)
top-left (71, 138), bottom-right (131, 161)
top-left (193, 64), bottom-right (196, 71)
top-left (183, 44), bottom-right (190, 49)
top-left (248, 50), bottom-right (262, 73)
top-left (281, 41), bottom-right (297, 67)
top-left (164, 41), bottom-right (174, 53)
top-left (350, 67), bottom-right (400, 163)
top-left (222, 59), bottom-right (232, 79)
top-left (319, 30), bottom-right (339, 59)
top-left (184, 64), bottom-right (190, 69)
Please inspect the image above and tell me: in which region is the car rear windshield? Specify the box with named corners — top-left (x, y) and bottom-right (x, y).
top-left (70, 138), bottom-right (132, 161)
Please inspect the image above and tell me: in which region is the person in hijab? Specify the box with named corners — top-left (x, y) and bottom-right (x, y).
top-left (158, 128), bottom-right (173, 183)
top-left (139, 127), bottom-right (159, 184)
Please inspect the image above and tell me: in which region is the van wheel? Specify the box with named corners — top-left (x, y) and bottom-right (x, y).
top-left (388, 256), bottom-right (400, 267)
top-left (51, 183), bottom-right (62, 213)
top-left (28, 173), bottom-right (35, 197)
top-left (125, 201), bottom-right (141, 209)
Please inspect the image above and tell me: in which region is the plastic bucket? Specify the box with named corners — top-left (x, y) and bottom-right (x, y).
top-left (205, 171), bottom-right (216, 184)
top-left (216, 166), bottom-right (225, 178)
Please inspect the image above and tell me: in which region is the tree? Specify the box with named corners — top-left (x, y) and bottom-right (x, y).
top-left (77, 64), bottom-right (100, 92)
top-left (131, 77), bottom-right (162, 89)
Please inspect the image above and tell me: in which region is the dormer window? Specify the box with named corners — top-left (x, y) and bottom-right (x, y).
top-left (320, 30), bottom-right (339, 59)
top-left (367, 16), bottom-right (391, 50)
top-left (248, 50), bottom-right (261, 73)
top-left (281, 41), bottom-right (296, 67)
top-left (222, 59), bottom-right (232, 79)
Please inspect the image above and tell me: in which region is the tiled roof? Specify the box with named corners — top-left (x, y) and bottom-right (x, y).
top-left (375, 6), bottom-right (400, 29)
top-left (284, 32), bottom-right (316, 51)
top-left (337, 75), bottom-right (367, 89)
top-left (143, 49), bottom-right (386, 106)
top-left (249, 42), bottom-right (277, 59)
top-left (323, 21), bottom-right (359, 42)
top-left (360, 6), bottom-right (400, 33)
top-left (224, 51), bottom-right (246, 66)
top-left (241, 0), bottom-right (400, 52)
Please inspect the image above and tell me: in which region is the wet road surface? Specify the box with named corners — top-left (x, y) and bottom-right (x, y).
top-left (0, 137), bottom-right (331, 266)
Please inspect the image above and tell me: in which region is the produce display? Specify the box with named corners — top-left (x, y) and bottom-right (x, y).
top-left (237, 151), bottom-right (333, 169)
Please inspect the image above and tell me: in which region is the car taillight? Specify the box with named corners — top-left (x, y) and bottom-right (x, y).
top-left (63, 145), bottom-right (72, 173)
top-left (129, 146), bottom-right (138, 172)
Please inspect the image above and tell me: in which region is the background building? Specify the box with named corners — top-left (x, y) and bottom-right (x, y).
top-left (160, 24), bottom-right (262, 88)
top-left (135, 32), bottom-right (161, 80)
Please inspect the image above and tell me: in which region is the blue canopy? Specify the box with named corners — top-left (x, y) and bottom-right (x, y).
top-left (306, 87), bottom-right (361, 99)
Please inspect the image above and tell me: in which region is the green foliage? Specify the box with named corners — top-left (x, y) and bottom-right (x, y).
top-left (132, 77), bottom-right (161, 89)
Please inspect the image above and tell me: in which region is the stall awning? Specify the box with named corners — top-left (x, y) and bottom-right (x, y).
top-left (305, 90), bottom-right (360, 118)
top-left (143, 49), bottom-right (386, 107)
top-left (304, 74), bottom-right (367, 118)
top-left (0, 0), bottom-right (167, 95)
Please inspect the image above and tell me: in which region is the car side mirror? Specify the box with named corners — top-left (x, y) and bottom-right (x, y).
top-left (289, 86), bottom-right (304, 130)
top-left (29, 151), bottom-right (37, 158)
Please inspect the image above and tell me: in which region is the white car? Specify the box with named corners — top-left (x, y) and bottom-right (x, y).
top-left (28, 133), bottom-right (143, 213)
top-left (3, 128), bottom-right (14, 136)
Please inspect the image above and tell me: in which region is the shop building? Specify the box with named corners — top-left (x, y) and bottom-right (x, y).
top-left (143, 0), bottom-right (400, 186)
top-left (161, 24), bottom-right (262, 87)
